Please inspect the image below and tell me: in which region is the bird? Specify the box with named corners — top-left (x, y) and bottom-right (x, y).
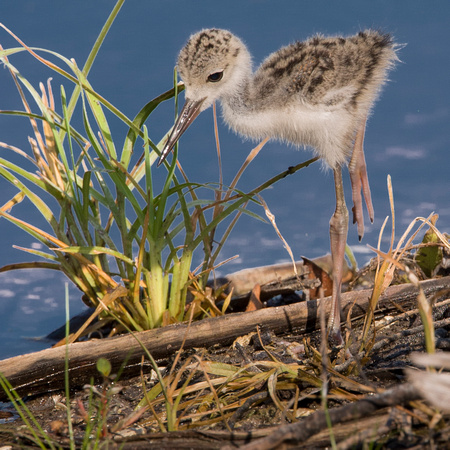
top-left (158, 28), bottom-right (399, 344)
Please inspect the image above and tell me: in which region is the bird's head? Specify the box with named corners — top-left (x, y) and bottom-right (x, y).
top-left (158, 29), bottom-right (251, 166)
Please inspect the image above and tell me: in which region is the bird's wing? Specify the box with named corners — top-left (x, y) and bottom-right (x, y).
top-left (253, 40), bottom-right (355, 108)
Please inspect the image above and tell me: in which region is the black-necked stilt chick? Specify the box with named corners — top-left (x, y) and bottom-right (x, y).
top-left (158, 28), bottom-right (399, 345)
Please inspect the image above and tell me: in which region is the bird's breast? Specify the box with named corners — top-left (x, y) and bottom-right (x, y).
top-left (222, 101), bottom-right (338, 144)
top-left (221, 101), bottom-right (354, 168)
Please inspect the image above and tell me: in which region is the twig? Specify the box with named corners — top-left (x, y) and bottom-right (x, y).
top-left (230, 383), bottom-right (421, 450)
top-left (336, 413), bottom-right (392, 450)
top-left (228, 392), bottom-right (269, 430)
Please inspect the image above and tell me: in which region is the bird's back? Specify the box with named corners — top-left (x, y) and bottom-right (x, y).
top-left (251, 31), bottom-right (397, 116)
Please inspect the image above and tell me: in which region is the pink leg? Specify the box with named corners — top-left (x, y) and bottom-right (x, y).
top-left (327, 166), bottom-right (349, 346)
top-left (349, 118), bottom-right (374, 241)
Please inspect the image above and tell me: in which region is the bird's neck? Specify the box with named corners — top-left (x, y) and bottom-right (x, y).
top-left (219, 51), bottom-right (256, 133)
top-left (220, 48), bottom-right (253, 107)
top-left (221, 70), bottom-right (277, 140)
top-left (221, 78), bottom-right (251, 112)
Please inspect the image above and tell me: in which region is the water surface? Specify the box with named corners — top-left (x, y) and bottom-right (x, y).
top-left (0, 1), bottom-right (448, 359)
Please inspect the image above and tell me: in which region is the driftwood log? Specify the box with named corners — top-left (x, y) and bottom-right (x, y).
top-left (0, 275), bottom-right (449, 400)
top-left (235, 383), bottom-right (422, 450)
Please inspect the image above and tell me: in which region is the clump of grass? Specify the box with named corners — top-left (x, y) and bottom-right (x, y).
top-left (0, 0), bottom-right (317, 341)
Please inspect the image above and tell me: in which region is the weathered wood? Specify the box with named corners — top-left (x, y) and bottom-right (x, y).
top-left (0, 276), bottom-right (449, 400)
top-left (214, 256), bottom-right (337, 295)
top-left (235, 383), bottom-right (422, 450)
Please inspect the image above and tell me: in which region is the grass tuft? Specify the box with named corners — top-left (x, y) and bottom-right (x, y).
top-left (0, 2), bottom-right (316, 339)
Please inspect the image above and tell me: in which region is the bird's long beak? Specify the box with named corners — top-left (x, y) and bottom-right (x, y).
top-left (157, 97), bottom-right (206, 166)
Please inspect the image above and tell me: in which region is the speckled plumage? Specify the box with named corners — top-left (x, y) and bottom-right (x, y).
top-left (159, 29), bottom-right (399, 344)
top-left (172, 29), bottom-right (398, 168)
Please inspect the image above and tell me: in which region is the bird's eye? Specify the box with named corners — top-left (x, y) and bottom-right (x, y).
top-left (207, 71), bottom-right (223, 82)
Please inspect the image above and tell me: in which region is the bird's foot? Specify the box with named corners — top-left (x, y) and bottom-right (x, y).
top-left (350, 155), bottom-right (374, 241)
top-left (327, 325), bottom-right (344, 347)
top-left (349, 117), bottom-right (374, 240)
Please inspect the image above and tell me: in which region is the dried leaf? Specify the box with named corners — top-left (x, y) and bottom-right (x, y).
top-left (246, 284), bottom-right (264, 311)
top-left (302, 255), bottom-right (333, 298)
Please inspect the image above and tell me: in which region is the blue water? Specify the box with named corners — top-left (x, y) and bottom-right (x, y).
top-left (0, 1), bottom-right (449, 359)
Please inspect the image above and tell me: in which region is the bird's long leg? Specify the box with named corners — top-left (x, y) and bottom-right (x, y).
top-left (328, 166), bottom-right (349, 345)
top-left (349, 117), bottom-right (374, 240)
